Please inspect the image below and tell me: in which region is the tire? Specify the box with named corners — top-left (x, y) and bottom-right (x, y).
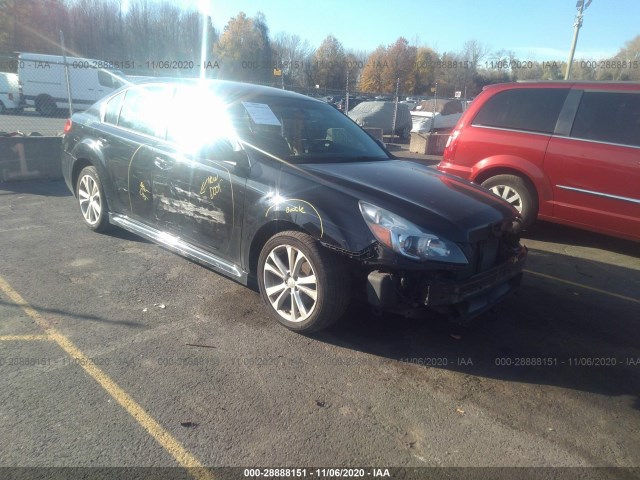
top-left (258, 231), bottom-right (350, 333)
top-left (481, 174), bottom-right (538, 228)
top-left (35, 95), bottom-right (56, 117)
top-left (400, 126), bottom-right (411, 140)
top-left (76, 166), bottom-right (110, 232)
top-left (0, 101), bottom-right (5, 114)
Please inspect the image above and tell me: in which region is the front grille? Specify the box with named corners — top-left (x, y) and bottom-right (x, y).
top-left (475, 237), bottom-right (500, 273)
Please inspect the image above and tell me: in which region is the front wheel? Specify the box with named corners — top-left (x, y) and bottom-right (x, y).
top-left (481, 174), bottom-right (538, 228)
top-left (76, 166), bottom-right (110, 232)
top-left (258, 231), bottom-right (350, 333)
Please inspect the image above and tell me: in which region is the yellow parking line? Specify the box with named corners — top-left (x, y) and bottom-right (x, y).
top-left (525, 269), bottom-right (640, 305)
top-left (0, 275), bottom-right (214, 480)
top-left (0, 334), bottom-right (51, 341)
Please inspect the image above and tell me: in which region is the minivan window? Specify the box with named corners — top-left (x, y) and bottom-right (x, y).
top-left (570, 91), bottom-right (640, 147)
top-left (118, 85), bottom-right (171, 138)
top-left (473, 88), bottom-right (570, 134)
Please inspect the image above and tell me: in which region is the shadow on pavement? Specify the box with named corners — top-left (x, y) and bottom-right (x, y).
top-left (0, 179), bottom-right (70, 197)
top-left (313, 227), bottom-right (640, 410)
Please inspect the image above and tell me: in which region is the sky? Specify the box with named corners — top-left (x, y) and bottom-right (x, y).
top-left (165, 0), bottom-right (640, 61)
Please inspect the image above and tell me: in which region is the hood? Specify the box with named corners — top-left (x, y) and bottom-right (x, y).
top-left (300, 160), bottom-right (519, 243)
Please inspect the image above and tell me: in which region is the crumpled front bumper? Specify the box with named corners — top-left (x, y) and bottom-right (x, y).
top-left (366, 245), bottom-right (528, 322)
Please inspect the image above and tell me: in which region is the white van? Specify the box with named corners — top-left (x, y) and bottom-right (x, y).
top-left (0, 72), bottom-right (22, 114)
top-left (18, 53), bottom-right (127, 116)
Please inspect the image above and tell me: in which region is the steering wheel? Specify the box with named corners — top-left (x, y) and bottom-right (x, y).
top-left (306, 139), bottom-right (334, 153)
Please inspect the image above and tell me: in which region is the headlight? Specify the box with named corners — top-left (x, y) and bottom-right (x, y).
top-left (359, 201), bottom-right (468, 264)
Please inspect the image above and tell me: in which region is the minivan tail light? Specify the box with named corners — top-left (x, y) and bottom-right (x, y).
top-left (8, 93), bottom-right (14, 101)
top-left (443, 128), bottom-right (461, 161)
top-left (63, 119), bottom-right (72, 135)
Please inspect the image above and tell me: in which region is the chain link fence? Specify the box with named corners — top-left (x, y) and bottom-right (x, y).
top-left (1, 50), bottom-right (448, 181)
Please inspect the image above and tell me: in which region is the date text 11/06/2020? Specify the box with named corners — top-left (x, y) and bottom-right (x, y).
top-left (243, 468), bottom-right (391, 477)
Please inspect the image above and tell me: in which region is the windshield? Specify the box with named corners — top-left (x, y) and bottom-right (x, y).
top-left (230, 96), bottom-right (390, 164)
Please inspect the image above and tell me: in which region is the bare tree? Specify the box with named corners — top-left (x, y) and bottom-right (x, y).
top-left (272, 32), bottom-right (313, 86)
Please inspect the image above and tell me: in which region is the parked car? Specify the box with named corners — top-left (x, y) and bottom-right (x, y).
top-left (438, 81), bottom-right (640, 241)
top-left (336, 96), bottom-right (364, 112)
top-left (348, 101), bottom-right (412, 138)
top-left (415, 98), bottom-right (464, 115)
top-left (61, 79), bottom-right (527, 332)
top-left (18, 52), bottom-right (127, 116)
top-left (0, 72), bottom-right (23, 114)
top-left (411, 110), bottom-right (463, 134)
top-left (399, 100), bottom-right (416, 110)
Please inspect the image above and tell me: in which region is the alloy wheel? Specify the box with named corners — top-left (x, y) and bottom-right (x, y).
top-left (263, 244), bottom-right (318, 323)
top-left (489, 184), bottom-right (523, 213)
top-left (78, 174), bottom-right (102, 225)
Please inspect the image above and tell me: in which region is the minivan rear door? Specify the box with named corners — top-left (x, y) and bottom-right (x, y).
top-left (544, 89), bottom-right (640, 239)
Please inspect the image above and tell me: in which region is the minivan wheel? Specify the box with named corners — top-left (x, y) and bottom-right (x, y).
top-left (0, 101), bottom-right (6, 114)
top-left (76, 166), bottom-right (110, 232)
top-left (481, 174), bottom-right (538, 228)
top-left (258, 231), bottom-right (350, 333)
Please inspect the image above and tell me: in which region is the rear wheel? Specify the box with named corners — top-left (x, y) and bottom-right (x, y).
top-left (0, 101), bottom-right (5, 114)
top-left (35, 95), bottom-right (56, 116)
top-left (76, 166), bottom-right (110, 232)
top-left (258, 231), bottom-right (350, 333)
top-left (481, 174), bottom-right (538, 228)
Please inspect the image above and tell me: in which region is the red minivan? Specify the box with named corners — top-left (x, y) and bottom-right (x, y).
top-left (437, 81), bottom-right (640, 242)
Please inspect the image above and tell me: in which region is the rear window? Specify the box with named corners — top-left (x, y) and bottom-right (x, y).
top-left (473, 88), bottom-right (570, 134)
top-left (570, 91), bottom-right (640, 148)
top-left (118, 84), bottom-right (172, 138)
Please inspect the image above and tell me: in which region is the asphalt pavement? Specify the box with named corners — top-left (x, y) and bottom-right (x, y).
top-left (0, 180), bottom-right (639, 479)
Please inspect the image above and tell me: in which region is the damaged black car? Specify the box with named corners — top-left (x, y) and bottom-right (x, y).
top-left (61, 79), bottom-right (527, 332)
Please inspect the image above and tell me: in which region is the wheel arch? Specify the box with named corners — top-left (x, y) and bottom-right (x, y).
top-left (71, 158), bottom-right (94, 196)
top-left (248, 220), bottom-right (303, 277)
top-left (470, 159), bottom-right (553, 216)
top-left (69, 140), bottom-right (113, 203)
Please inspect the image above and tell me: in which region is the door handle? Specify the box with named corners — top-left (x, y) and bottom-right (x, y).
top-left (154, 156), bottom-right (172, 171)
top-left (97, 137), bottom-right (109, 146)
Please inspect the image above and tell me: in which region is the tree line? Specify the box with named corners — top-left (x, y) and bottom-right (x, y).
top-left (1, 0), bottom-right (638, 98)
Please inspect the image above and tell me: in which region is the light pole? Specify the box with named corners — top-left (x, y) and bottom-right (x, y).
top-left (565, 0), bottom-right (592, 80)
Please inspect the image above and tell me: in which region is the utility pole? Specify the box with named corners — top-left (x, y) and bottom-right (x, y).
top-left (345, 69), bottom-right (349, 114)
top-left (565, 0), bottom-right (592, 80)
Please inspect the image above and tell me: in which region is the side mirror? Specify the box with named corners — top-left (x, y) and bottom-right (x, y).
top-left (201, 139), bottom-right (235, 159)
top-left (200, 139), bottom-right (250, 172)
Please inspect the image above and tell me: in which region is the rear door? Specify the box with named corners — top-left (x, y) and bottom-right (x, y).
top-left (100, 83), bottom-right (173, 221)
top-left (545, 89), bottom-right (640, 238)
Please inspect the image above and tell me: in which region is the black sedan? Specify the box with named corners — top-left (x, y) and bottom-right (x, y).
top-left (61, 79), bottom-right (527, 332)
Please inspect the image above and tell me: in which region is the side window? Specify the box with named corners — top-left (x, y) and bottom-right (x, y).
top-left (104, 91), bottom-right (125, 125)
top-left (166, 86), bottom-right (239, 157)
top-left (570, 92), bottom-right (640, 147)
top-left (118, 85), bottom-right (172, 138)
top-left (473, 88), bottom-right (570, 134)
